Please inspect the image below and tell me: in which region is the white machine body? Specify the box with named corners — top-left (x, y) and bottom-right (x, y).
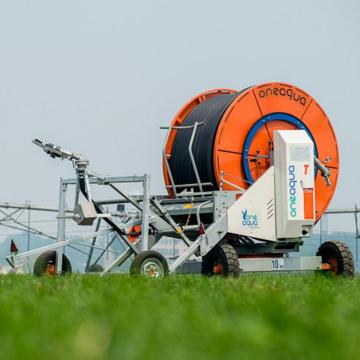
top-left (274, 130), bottom-right (315, 238)
top-left (227, 130), bottom-right (315, 241)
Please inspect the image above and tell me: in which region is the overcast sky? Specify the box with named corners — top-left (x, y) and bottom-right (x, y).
top-left (0, 0), bottom-right (359, 231)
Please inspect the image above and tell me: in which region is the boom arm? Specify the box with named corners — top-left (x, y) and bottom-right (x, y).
top-left (32, 139), bottom-right (84, 162)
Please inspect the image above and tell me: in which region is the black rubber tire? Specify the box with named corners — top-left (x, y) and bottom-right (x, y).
top-left (130, 250), bottom-right (169, 278)
top-left (33, 250), bottom-right (72, 276)
top-left (201, 243), bottom-right (241, 277)
top-left (316, 240), bottom-right (354, 277)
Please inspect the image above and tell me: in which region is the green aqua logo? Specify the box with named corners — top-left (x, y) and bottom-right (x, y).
top-left (242, 209), bottom-right (259, 228)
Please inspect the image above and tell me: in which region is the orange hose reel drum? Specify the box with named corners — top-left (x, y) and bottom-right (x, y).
top-left (163, 82), bottom-right (339, 221)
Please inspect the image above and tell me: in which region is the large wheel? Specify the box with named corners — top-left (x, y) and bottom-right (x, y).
top-left (201, 243), bottom-right (240, 277)
top-left (316, 240), bottom-right (354, 277)
top-left (33, 251), bottom-right (72, 276)
top-left (130, 251), bottom-right (169, 278)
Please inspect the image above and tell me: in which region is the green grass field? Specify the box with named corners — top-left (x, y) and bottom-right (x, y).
top-left (0, 274), bottom-right (359, 360)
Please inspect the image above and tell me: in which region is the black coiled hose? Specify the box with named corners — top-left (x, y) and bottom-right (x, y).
top-left (169, 92), bottom-right (240, 191)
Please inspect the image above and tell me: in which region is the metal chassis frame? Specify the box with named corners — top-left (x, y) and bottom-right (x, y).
top-left (5, 171), bottom-right (237, 275)
top-left (3, 174), bottom-right (326, 275)
top-left (6, 174), bottom-right (152, 275)
top-left (57, 174), bottom-right (151, 275)
top-left (6, 132), bottom-right (342, 276)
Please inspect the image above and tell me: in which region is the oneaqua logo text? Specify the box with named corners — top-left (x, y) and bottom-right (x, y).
top-left (288, 165), bottom-right (297, 217)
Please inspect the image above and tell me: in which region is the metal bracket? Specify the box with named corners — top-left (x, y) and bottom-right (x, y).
top-left (161, 122), bottom-right (209, 196)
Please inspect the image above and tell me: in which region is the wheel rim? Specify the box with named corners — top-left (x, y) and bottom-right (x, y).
top-left (45, 262), bottom-right (56, 276)
top-left (213, 258), bottom-right (224, 275)
top-left (327, 257), bottom-right (339, 274)
top-left (140, 258), bottom-right (164, 278)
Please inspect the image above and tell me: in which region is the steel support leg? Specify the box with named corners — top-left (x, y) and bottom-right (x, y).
top-left (141, 174), bottom-right (150, 251)
top-left (101, 248), bottom-right (133, 276)
top-left (169, 239), bottom-right (200, 273)
top-left (56, 178), bottom-right (67, 274)
top-left (85, 218), bottom-right (101, 272)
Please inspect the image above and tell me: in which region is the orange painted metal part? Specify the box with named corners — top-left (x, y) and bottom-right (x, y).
top-left (163, 82), bottom-right (339, 221)
top-left (213, 263), bottom-right (224, 275)
top-left (303, 188), bottom-right (315, 220)
top-left (45, 263), bottom-right (56, 276)
top-left (128, 225), bottom-right (141, 243)
top-left (325, 257), bottom-right (339, 273)
top-left (321, 263), bottom-right (333, 271)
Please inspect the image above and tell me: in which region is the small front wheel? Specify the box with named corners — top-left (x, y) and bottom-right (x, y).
top-left (33, 251), bottom-right (72, 276)
top-left (130, 251), bottom-right (169, 278)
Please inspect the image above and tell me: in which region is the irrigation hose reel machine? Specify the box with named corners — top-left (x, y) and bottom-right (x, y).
top-left (7, 82), bottom-right (355, 277)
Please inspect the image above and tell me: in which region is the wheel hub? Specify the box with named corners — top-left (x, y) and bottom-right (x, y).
top-left (45, 261), bottom-right (56, 276)
top-left (327, 257), bottom-right (339, 274)
top-left (213, 262), bottom-right (224, 275)
top-left (140, 258), bottom-right (164, 278)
